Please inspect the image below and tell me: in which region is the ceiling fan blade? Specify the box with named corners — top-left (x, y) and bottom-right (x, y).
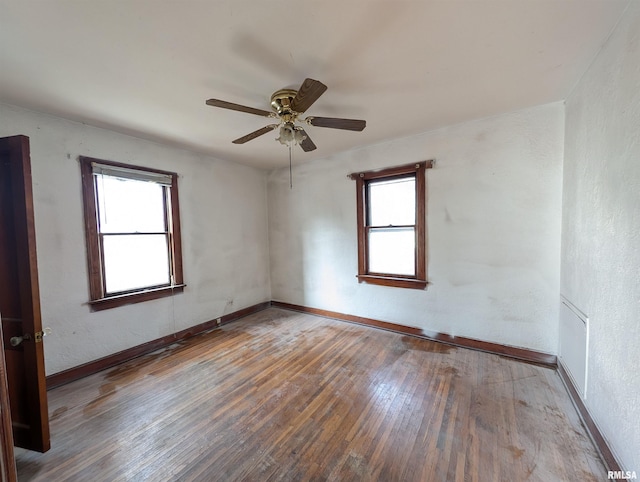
top-left (307, 116), bottom-right (366, 131)
top-left (206, 99), bottom-right (273, 117)
top-left (297, 128), bottom-right (317, 152)
top-left (232, 124), bottom-right (279, 144)
top-left (290, 78), bottom-right (327, 113)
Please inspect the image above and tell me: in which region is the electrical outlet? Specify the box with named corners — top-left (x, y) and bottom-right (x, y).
top-left (216, 318), bottom-right (221, 326)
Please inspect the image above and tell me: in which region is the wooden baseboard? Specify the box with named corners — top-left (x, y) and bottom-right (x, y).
top-left (47, 299), bottom-right (556, 390)
top-left (271, 301), bottom-right (557, 368)
top-left (557, 361), bottom-right (622, 473)
top-left (46, 301), bottom-right (271, 389)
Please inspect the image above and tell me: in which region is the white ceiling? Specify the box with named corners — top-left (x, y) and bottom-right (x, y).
top-left (0, 1), bottom-right (629, 169)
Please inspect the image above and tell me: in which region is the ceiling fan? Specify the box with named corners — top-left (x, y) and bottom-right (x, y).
top-left (205, 78), bottom-right (366, 152)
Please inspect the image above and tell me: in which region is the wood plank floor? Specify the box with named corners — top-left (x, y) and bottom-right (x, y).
top-left (16, 308), bottom-right (605, 481)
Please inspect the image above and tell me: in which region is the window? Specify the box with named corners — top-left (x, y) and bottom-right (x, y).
top-left (80, 156), bottom-right (184, 310)
top-left (350, 161), bottom-right (432, 289)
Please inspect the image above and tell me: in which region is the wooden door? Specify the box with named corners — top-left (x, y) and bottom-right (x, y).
top-left (0, 135), bottom-right (50, 453)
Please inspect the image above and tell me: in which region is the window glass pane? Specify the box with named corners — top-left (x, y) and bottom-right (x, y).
top-left (96, 175), bottom-right (166, 233)
top-left (368, 227), bottom-right (415, 276)
top-left (368, 177), bottom-right (415, 226)
top-left (103, 234), bottom-right (170, 293)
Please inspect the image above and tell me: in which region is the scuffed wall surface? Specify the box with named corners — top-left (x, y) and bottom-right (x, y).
top-left (0, 103), bottom-right (271, 374)
top-left (269, 102), bottom-right (564, 354)
top-left (562, 3), bottom-right (640, 471)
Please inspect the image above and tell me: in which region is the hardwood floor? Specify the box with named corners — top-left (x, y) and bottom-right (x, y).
top-left (16, 308), bottom-right (605, 481)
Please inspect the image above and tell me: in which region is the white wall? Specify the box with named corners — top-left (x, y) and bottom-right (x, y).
top-left (562, 2), bottom-right (640, 471)
top-left (269, 102), bottom-right (564, 354)
top-left (0, 103), bottom-right (271, 375)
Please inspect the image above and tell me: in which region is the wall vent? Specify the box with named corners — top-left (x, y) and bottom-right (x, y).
top-left (559, 296), bottom-right (589, 399)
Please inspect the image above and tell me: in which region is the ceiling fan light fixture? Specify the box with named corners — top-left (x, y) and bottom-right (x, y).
top-left (276, 123), bottom-right (294, 145)
top-left (276, 122), bottom-right (306, 146)
top-left (294, 126), bottom-right (307, 145)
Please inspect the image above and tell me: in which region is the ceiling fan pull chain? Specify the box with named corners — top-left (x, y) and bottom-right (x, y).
top-left (289, 144), bottom-right (293, 189)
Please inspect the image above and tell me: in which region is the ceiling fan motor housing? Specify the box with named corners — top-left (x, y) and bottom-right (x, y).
top-left (270, 89), bottom-right (299, 115)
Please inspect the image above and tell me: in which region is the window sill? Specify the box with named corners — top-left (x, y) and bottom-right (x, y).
top-left (88, 284), bottom-right (185, 311)
top-left (357, 275), bottom-right (427, 290)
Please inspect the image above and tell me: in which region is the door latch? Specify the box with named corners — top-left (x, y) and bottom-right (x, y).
top-left (10, 327), bottom-right (51, 346)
